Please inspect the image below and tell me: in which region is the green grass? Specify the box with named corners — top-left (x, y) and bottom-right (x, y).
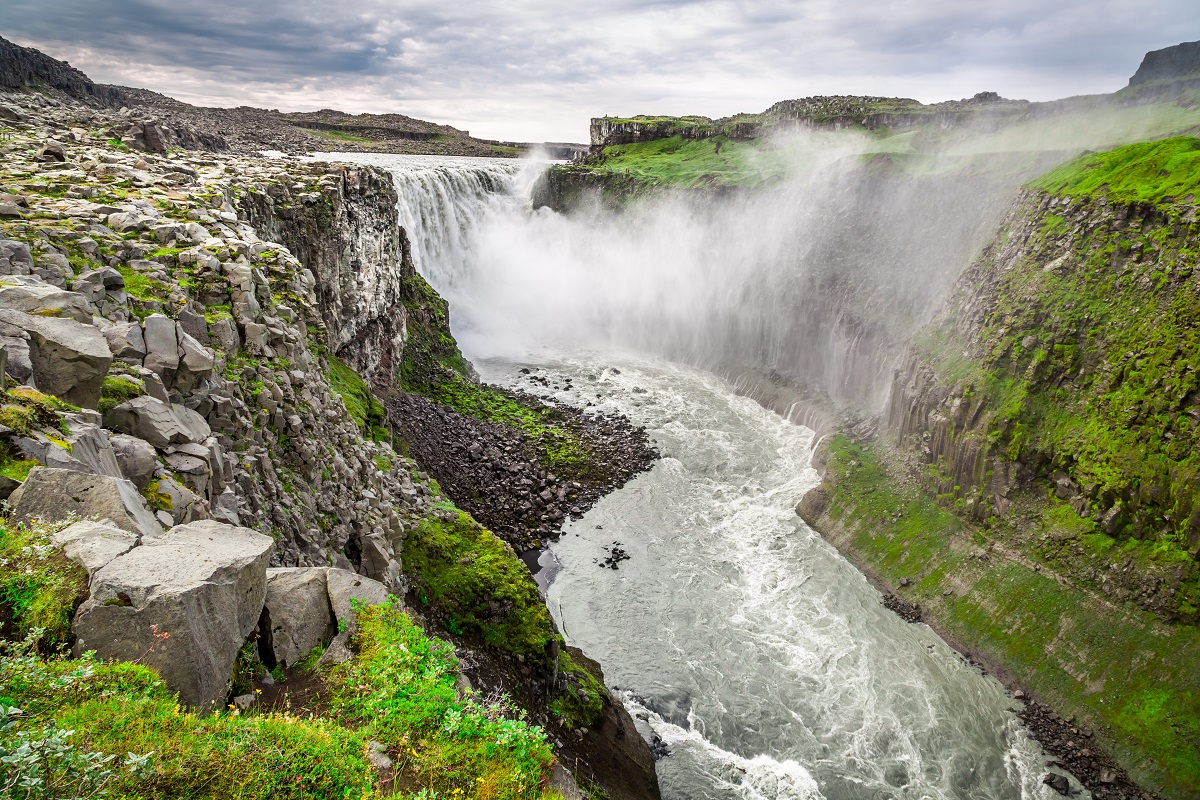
top-left (821, 436), bottom-right (1200, 798)
top-left (580, 135), bottom-right (789, 188)
top-left (1030, 136), bottom-right (1200, 204)
top-left (307, 129), bottom-right (379, 146)
top-left (0, 517), bottom-right (87, 650)
top-left (0, 598), bottom-right (569, 799)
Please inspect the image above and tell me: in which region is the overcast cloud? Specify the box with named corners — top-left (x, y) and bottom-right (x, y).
top-left (1, 1), bottom-right (1197, 142)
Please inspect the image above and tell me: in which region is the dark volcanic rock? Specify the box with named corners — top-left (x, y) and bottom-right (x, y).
top-left (1129, 40), bottom-right (1200, 85)
top-left (389, 387), bottom-right (656, 552)
top-left (1018, 696), bottom-right (1162, 800)
top-left (0, 36), bottom-right (124, 105)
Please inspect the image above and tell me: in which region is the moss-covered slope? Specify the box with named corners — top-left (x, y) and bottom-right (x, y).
top-left (892, 136), bottom-right (1200, 621)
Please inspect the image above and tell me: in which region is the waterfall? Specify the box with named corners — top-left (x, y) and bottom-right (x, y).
top-left (330, 148), bottom-right (1020, 414)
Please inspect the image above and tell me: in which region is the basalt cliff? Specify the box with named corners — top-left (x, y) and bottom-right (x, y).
top-left (0, 39), bottom-right (657, 800)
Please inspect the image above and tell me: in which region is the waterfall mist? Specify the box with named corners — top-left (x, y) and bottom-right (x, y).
top-left (335, 136), bottom-right (1031, 414)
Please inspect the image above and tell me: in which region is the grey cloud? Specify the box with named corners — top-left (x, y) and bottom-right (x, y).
top-left (1, 1), bottom-right (1198, 141)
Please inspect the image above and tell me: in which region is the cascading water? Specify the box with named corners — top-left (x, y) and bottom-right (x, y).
top-left (328, 151), bottom-right (1084, 799)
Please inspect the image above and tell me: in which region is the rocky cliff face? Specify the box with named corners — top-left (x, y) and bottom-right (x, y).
top-left (0, 66), bottom-right (660, 797)
top-left (0, 35), bottom-right (124, 106)
top-left (1129, 40), bottom-right (1200, 86)
top-left (884, 138), bottom-right (1200, 621)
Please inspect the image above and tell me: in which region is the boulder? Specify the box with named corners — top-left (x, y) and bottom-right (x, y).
top-left (72, 520), bottom-right (274, 709)
top-left (61, 417), bottom-right (124, 479)
top-left (261, 567), bottom-right (336, 669)
top-left (173, 328), bottom-right (213, 394)
top-left (102, 322), bottom-right (147, 363)
top-left (0, 283), bottom-right (92, 324)
top-left (142, 314), bottom-right (179, 383)
top-left (49, 520), bottom-right (138, 578)
top-left (104, 395), bottom-right (211, 448)
top-left (7, 467), bottom-right (161, 540)
top-left (0, 309), bottom-right (111, 408)
top-left (109, 434), bottom-right (158, 491)
top-left (0, 239), bottom-right (33, 276)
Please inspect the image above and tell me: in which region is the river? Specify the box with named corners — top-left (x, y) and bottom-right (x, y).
top-left (325, 152), bottom-right (1084, 800)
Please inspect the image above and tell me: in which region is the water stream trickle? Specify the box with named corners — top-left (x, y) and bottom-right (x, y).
top-left (324, 153), bottom-right (1084, 799)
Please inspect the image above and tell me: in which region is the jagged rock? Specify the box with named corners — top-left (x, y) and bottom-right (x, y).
top-left (0, 475), bottom-right (19, 500)
top-left (0, 239), bottom-right (33, 276)
top-left (72, 519), bottom-right (274, 709)
top-left (174, 328), bottom-right (213, 394)
top-left (104, 395), bottom-right (211, 448)
top-left (0, 203), bottom-right (25, 219)
top-left (142, 313), bottom-right (179, 383)
top-left (72, 267), bottom-right (124, 304)
top-left (151, 473), bottom-right (203, 525)
top-left (7, 467), bottom-right (161, 540)
top-left (102, 321), bottom-right (147, 363)
top-left (212, 488), bottom-right (240, 525)
top-left (261, 567), bottom-right (336, 668)
top-left (36, 142), bottom-right (66, 162)
top-left (109, 433), bottom-right (159, 491)
top-left (61, 416), bottom-right (124, 479)
top-left (0, 309), bottom-right (112, 407)
top-left (49, 520), bottom-right (138, 577)
top-left (796, 485), bottom-right (830, 526)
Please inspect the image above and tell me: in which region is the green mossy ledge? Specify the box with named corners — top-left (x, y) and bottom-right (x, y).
top-left (895, 137), bottom-right (1200, 622)
top-left (808, 436), bottom-right (1200, 799)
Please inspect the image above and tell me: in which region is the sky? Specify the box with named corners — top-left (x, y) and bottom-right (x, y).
top-left (1, 1), bottom-right (1198, 143)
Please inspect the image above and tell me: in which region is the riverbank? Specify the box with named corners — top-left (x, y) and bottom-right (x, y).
top-left (798, 434), bottom-right (1200, 800)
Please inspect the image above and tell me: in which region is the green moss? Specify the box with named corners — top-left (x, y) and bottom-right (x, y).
top-left (327, 355), bottom-right (386, 434)
top-left (98, 374), bottom-right (145, 414)
top-left (142, 479), bottom-right (174, 512)
top-left (549, 650), bottom-right (605, 730)
top-left (0, 387), bottom-right (75, 437)
top-left (1031, 136), bottom-right (1200, 204)
top-left (405, 504), bottom-right (555, 659)
top-left (203, 304), bottom-right (232, 324)
top-left (821, 436), bottom-right (1200, 797)
top-left (116, 264), bottom-right (169, 301)
top-left (0, 517), bottom-right (88, 650)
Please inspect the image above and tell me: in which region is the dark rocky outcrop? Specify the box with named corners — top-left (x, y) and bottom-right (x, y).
top-left (1129, 40), bottom-right (1200, 85)
top-left (0, 35), bottom-right (125, 105)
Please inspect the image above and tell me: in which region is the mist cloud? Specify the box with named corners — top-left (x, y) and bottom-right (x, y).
top-left (1, 1), bottom-right (1197, 141)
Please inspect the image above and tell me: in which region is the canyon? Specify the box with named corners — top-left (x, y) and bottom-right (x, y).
top-left (0, 31), bottom-right (1198, 800)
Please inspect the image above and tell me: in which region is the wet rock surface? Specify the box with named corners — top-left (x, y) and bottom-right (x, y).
top-left (390, 388), bottom-right (656, 553)
top-left (1019, 697), bottom-right (1161, 800)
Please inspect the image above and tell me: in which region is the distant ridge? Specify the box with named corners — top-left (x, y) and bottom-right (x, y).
top-left (1129, 40), bottom-right (1200, 86)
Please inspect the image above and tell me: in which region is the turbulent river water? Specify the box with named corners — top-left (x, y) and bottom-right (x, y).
top-left (326, 153), bottom-right (1084, 800)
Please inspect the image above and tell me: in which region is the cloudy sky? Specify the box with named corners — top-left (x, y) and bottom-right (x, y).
top-left (1, 1), bottom-right (1197, 142)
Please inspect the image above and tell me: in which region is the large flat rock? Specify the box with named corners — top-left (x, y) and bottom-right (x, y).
top-left (73, 520), bottom-right (274, 710)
